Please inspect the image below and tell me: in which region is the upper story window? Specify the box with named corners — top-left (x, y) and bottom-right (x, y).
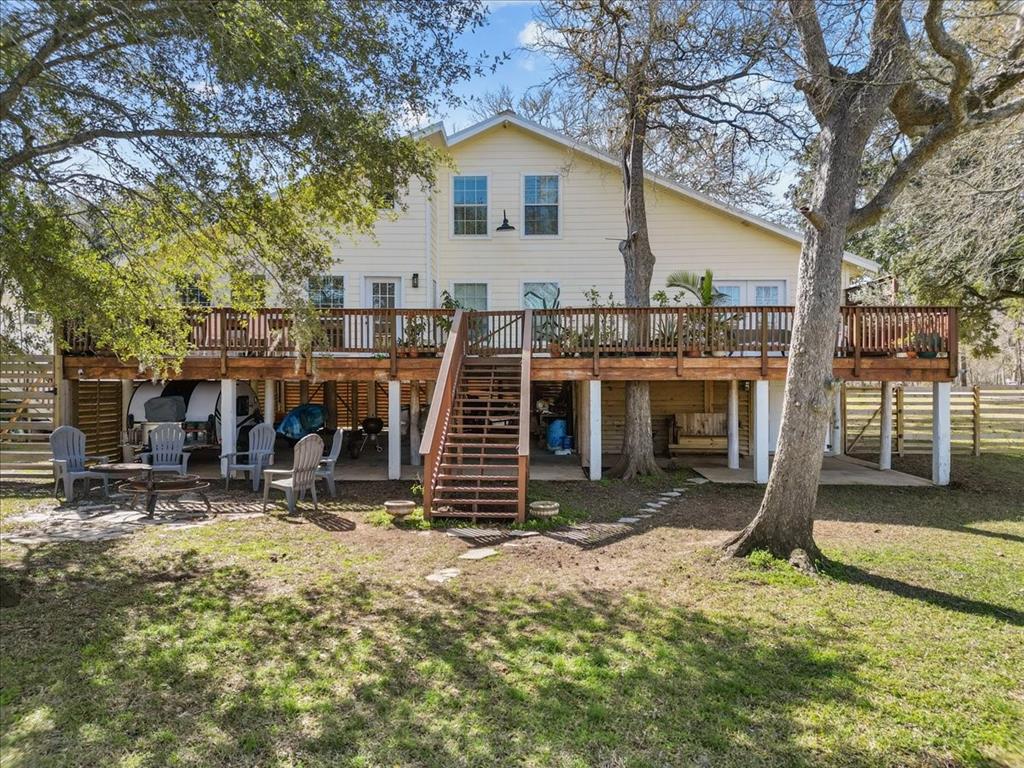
top-left (453, 175), bottom-right (488, 236)
top-left (179, 280), bottom-right (211, 307)
top-left (308, 275), bottom-right (345, 308)
top-left (524, 175), bottom-right (559, 236)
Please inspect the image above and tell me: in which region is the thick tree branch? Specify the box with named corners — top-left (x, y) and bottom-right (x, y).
top-left (787, 0), bottom-right (832, 120)
top-left (923, 0), bottom-right (973, 123)
top-left (1, 125), bottom-right (289, 174)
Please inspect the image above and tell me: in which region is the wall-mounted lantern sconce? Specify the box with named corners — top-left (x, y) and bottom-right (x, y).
top-left (411, 273), bottom-right (419, 288)
top-left (496, 210), bottom-right (516, 232)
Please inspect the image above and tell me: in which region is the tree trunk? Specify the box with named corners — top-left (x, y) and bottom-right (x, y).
top-left (724, 115), bottom-right (871, 564)
top-left (611, 105), bottom-right (661, 479)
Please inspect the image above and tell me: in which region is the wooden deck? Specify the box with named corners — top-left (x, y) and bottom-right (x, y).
top-left (62, 305), bottom-right (958, 383)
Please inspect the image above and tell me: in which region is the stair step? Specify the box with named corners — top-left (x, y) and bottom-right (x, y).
top-left (432, 509), bottom-right (519, 519)
top-left (432, 498), bottom-right (520, 506)
top-left (437, 473), bottom-right (518, 481)
top-left (435, 485), bottom-right (518, 494)
top-left (444, 442), bottom-right (518, 450)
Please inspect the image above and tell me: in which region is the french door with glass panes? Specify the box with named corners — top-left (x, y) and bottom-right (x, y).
top-left (364, 277), bottom-right (401, 350)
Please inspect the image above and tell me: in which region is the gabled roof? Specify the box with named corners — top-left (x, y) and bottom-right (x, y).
top-left (418, 112), bottom-right (878, 273)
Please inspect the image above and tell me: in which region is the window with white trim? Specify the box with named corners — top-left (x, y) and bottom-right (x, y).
top-left (308, 275), bottom-right (344, 308)
top-left (522, 281), bottom-right (560, 309)
top-left (452, 282), bottom-right (488, 311)
top-left (523, 175), bottom-right (559, 235)
top-left (754, 285), bottom-right (781, 306)
top-left (453, 176), bottom-right (488, 236)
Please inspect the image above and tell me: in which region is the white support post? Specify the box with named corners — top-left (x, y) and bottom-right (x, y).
top-left (220, 378), bottom-right (237, 477)
top-left (263, 379), bottom-right (275, 425)
top-left (879, 381), bottom-right (893, 470)
top-left (830, 382), bottom-right (844, 456)
top-left (388, 379), bottom-right (401, 480)
top-left (588, 379), bottom-right (602, 481)
top-left (727, 380), bottom-right (740, 470)
top-left (752, 380), bottom-right (770, 484)
top-left (932, 381), bottom-right (951, 485)
top-left (409, 381), bottom-right (421, 467)
top-left (120, 380), bottom-right (133, 433)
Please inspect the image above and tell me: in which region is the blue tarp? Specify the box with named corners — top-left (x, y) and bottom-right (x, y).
top-left (276, 404), bottom-right (326, 440)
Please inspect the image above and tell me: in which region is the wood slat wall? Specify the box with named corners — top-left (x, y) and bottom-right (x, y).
top-left (280, 380), bottom-right (425, 429)
top-left (0, 354), bottom-right (56, 480)
top-left (74, 380), bottom-right (122, 461)
top-left (601, 380), bottom-right (750, 456)
top-left (845, 384), bottom-right (1023, 455)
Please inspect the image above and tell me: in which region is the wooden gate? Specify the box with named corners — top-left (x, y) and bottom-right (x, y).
top-left (0, 353), bottom-right (55, 482)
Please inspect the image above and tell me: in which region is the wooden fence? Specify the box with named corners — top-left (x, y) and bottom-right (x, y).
top-left (844, 384), bottom-right (1023, 455)
top-left (0, 353), bottom-right (56, 482)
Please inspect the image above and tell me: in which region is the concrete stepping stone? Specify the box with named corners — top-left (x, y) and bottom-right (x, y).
top-left (458, 547), bottom-right (499, 561)
top-left (673, 487), bottom-right (689, 492)
top-left (660, 491), bottom-right (682, 498)
top-left (687, 478), bottom-right (709, 485)
top-left (426, 567), bottom-right (460, 584)
top-left (617, 516), bottom-right (641, 524)
top-left (636, 514), bottom-right (652, 519)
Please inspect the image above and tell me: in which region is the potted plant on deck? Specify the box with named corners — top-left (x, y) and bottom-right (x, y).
top-left (664, 269), bottom-right (730, 356)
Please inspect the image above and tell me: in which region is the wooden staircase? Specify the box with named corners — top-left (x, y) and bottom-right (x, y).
top-left (421, 311), bottom-right (531, 522)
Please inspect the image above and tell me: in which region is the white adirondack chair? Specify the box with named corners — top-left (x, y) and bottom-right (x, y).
top-left (139, 423), bottom-right (190, 475)
top-left (316, 429), bottom-right (345, 498)
top-left (262, 433), bottom-right (323, 514)
top-left (223, 423), bottom-right (276, 491)
top-left (49, 426), bottom-right (109, 500)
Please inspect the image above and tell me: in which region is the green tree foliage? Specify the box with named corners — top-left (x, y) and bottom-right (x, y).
top-left (850, 116), bottom-right (1024, 355)
top-left (1, 0), bottom-right (486, 371)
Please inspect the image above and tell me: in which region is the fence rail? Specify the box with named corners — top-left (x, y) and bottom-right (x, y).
top-left (844, 384), bottom-right (1023, 455)
top-left (63, 305), bottom-right (958, 368)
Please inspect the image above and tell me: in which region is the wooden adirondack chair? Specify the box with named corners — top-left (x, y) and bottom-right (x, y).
top-left (49, 426), bottom-right (109, 500)
top-left (139, 423), bottom-right (190, 475)
top-left (262, 433), bottom-right (323, 514)
top-left (222, 423), bottom-right (276, 491)
top-left (315, 429), bottom-right (345, 498)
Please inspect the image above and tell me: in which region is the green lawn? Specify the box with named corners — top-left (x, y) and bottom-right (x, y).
top-left (1, 453), bottom-right (1022, 767)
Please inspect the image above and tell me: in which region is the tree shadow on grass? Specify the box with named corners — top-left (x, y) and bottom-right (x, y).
top-left (0, 541), bottom-right (897, 768)
top-left (823, 559), bottom-right (1024, 626)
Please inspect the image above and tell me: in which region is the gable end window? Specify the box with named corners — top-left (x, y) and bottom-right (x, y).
top-left (453, 176), bottom-right (488, 236)
top-left (524, 175), bottom-right (559, 236)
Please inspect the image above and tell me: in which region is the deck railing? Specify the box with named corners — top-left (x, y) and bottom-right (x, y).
top-left (63, 305), bottom-right (958, 372)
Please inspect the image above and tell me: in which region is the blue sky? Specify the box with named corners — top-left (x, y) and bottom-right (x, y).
top-left (437, 0), bottom-right (549, 132)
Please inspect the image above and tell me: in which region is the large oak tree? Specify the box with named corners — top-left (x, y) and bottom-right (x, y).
top-left (534, 0), bottom-right (800, 478)
top-left (725, 0), bottom-right (1024, 564)
top-left (1, 0), bottom-right (486, 370)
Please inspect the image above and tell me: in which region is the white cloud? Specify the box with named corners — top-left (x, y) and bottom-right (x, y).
top-left (517, 19), bottom-right (545, 48)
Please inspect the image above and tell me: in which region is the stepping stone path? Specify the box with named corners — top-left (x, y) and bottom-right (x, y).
top-left (425, 567), bottom-right (461, 584)
top-left (687, 477), bottom-right (709, 485)
top-left (660, 491), bottom-right (682, 498)
top-left (617, 517), bottom-right (641, 524)
top-left (458, 547), bottom-right (499, 561)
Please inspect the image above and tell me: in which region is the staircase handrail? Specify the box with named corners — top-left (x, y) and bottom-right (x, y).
top-left (420, 310), bottom-right (465, 514)
top-left (516, 309), bottom-right (532, 522)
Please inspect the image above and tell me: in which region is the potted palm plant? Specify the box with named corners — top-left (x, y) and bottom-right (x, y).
top-left (665, 269), bottom-right (731, 356)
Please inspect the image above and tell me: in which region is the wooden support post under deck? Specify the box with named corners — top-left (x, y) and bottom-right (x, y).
top-left (727, 380), bottom-right (739, 470)
top-left (827, 385), bottom-right (843, 456)
top-left (299, 380), bottom-right (309, 405)
top-left (932, 381), bottom-right (951, 486)
top-left (387, 379), bottom-right (401, 480)
top-left (220, 378), bottom-right (237, 477)
top-left (409, 381), bottom-right (421, 468)
top-left (588, 379), bottom-right (602, 481)
top-left (879, 381), bottom-right (893, 470)
top-left (752, 380), bottom-right (769, 484)
top-left (263, 380), bottom-right (275, 425)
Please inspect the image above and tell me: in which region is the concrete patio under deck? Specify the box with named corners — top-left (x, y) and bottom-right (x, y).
top-left (689, 454), bottom-right (933, 486)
